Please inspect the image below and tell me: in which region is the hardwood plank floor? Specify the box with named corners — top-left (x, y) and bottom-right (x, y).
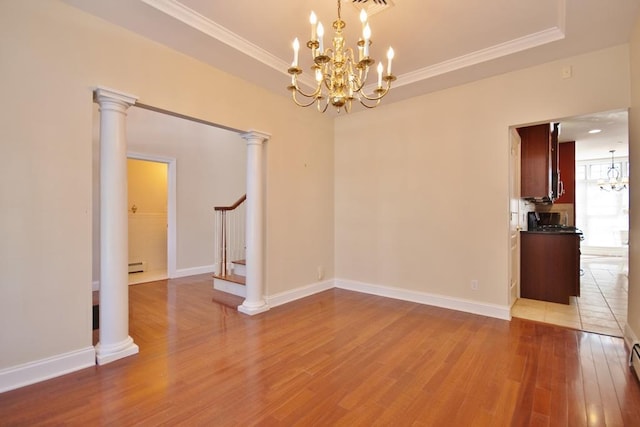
top-left (2, 274), bottom-right (640, 426)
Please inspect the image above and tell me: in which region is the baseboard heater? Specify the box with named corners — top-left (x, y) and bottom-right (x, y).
top-left (128, 261), bottom-right (147, 274)
top-left (630, 343), bottom-right (640, 382)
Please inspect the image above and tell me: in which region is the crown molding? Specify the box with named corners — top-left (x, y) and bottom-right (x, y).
top-left (387, 26), bottom-right (566, 91)
top-left (140, 0), bottom-right (316, 89)
top-left (142, 0), bottom-right (566, 94)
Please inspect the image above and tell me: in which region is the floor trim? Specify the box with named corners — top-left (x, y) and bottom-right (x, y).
top-left (335, 278), bottom-right (512, 320)
top-left (174, 265), bottom-right (215, 278)
top-left (266, 279), bottom-right (335, 308)
top-left (624, 324), bottom-right (639, 352)
top-left (0, 346), bottom-right (96, 393)
top-left (266, 277), bottom-right (511, 321)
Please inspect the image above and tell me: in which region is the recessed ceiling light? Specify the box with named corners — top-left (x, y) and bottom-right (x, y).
top-left (588, 129), bottom-right (602, 134)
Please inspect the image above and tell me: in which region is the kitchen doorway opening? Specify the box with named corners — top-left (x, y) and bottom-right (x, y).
top-left (510, 109), bottom-right (629, 338)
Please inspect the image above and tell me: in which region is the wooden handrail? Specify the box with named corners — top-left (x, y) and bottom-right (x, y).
top-left (214, 194), bottom-right (246, 276)
top-left (214, 194), bottom-right (246, 211)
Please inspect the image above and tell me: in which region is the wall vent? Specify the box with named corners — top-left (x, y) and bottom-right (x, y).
top-left (352, 0), bottom-right (395, 17)
top-left (128, 261), bottom-right (147, 274)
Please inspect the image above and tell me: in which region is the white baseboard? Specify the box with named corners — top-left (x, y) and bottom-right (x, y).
top-left (174, 264), bottom-right (215, 278)
top-left (334, 278), bottom-right (511, 321)
top-left (266, 279), bottom-right (335, 308)
top-left (624, 324), bottom-right (639, 351)
top-left (0, 346), bottom-right (96, 393)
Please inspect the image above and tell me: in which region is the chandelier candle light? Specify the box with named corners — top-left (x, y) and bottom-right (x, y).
top-left (287, 0), bottom-right (396, 113)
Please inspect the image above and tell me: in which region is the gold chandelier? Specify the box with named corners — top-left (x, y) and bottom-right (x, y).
top-left (287, 0), bottom-right (396, 113)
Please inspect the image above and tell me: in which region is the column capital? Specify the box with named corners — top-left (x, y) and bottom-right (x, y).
top-left (241, 130), bottom-right (271, 145)
top-left (94, 87), bottom-right (138, 108)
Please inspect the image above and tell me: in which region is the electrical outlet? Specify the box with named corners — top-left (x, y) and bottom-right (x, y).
top-left (317, 266), bottom-right (324, 280)
top-left (471, 280), bottom-right (479, 290)
top-left (562, 65), bottom-right (572, 79)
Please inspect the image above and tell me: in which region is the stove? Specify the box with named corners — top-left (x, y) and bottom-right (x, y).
top-left (533, 224), bottom-right (584, 239)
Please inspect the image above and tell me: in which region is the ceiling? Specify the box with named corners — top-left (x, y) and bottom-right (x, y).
top-left (62, 0), bottom-right (639, 107)
top-left (64, 0), bottom-right (635, 159)
top-left (558, 110), bottom-right (629, 161)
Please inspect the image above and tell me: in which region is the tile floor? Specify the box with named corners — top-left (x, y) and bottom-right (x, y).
top-left (512, 255), bottom-right (628, 337)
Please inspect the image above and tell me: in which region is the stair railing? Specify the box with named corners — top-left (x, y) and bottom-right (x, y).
top-left (214, 194), bottom-right (246, 276)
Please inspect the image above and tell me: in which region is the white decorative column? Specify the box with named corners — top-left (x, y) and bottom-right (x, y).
top-left (94, 87), bottom-right (139, 365)
top-left (238, 130), bottom-right (271, 315)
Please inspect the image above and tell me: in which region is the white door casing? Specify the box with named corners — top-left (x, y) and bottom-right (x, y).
top-left (509, 127), bottom-right (522, 308)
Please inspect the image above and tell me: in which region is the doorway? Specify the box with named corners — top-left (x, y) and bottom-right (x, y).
top-left (127, 157), bottom-right (171, 285)
top-left (93, 88), bottom-right (269, 366)
top-left (511, 109), bottom-right (630, 337)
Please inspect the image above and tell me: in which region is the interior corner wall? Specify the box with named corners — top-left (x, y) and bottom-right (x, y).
top-left (334, 44), bottom-right (631, 309)
top-left (627, 14), bottom-right (640, 346)
top-left (0, 0), bottom-right (334, 382)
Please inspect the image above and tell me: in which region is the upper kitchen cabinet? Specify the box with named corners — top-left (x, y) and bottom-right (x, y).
top-left (555, 141), bottom-right (575, 205)
top-left (518, 123), bottom-right (560, 202)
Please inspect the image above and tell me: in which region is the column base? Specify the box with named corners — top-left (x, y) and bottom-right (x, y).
top-left (95, 336), bottom-right (139, 365)
top-left (237, 301), bottom-right (270, 316)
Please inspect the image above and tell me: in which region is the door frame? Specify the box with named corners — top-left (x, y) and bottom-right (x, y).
top-left (508, 127), bottom-right (522, 307)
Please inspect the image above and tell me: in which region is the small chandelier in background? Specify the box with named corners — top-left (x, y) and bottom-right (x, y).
top-left (598, 149), bottom-right (628, 191)
top-left (287, 0), bottom-right (396, 113)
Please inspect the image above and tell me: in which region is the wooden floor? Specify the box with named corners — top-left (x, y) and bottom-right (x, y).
top-left (2, 274), bottom-right (640, 426)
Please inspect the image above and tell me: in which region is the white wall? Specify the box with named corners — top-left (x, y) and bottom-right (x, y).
top-left (0, 0), bottom-right (334, 380)
top-left (335, 45), bottom-right (631, 311)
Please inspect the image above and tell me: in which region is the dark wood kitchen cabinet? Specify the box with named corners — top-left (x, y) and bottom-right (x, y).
top-left (518, 123), bottom-right (560, 201)
top-left (555, 141), bottom-right (575, 205)
top-left (520, 232), bottom-right (580, 304)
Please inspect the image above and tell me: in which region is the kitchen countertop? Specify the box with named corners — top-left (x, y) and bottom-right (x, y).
top-left (522, 229), bottom-right (582, 235)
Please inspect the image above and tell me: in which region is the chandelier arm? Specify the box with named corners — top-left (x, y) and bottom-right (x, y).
top-left (290, 81), bottom-right (322, 100)
top-left (321, 74), bottom-right (332, 92)
top-left (349, 66), bottom-right (370, 93)
top-left (290, 89), bottom-right (320, 108)
top-left (292, 95), bottom-right (319, 108)
top-left (358, 97), bottom-right (382, 109)
top-left (358, 86), bottom-right (390, 101)
top-left (317, 97), bottom-right (330, 113)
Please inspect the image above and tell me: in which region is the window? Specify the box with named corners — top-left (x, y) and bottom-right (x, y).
top-left (576, 157), bottom-right (629, 250)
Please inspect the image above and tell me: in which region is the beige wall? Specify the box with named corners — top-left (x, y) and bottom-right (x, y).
top-left (0, 1), bottom-right (334, 370)
top-left (335, 45), bottom-right (631, 307)
top-left (127, 159), bottom-right (168, 215)
top-left (628, 14), bottom-right (640, 345)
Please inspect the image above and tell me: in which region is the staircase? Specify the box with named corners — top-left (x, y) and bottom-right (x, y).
top-left (212, 195), bottom-right (247, 298)
top-left (213, 259), bottom-right (246, 297)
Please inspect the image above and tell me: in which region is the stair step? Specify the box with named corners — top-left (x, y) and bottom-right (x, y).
top-left (212, 273), bottom-right (245, 285)
top-left (232, 259), bottom-right (246, 277)
top-left (212, 274), bottom-right (246, 298)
